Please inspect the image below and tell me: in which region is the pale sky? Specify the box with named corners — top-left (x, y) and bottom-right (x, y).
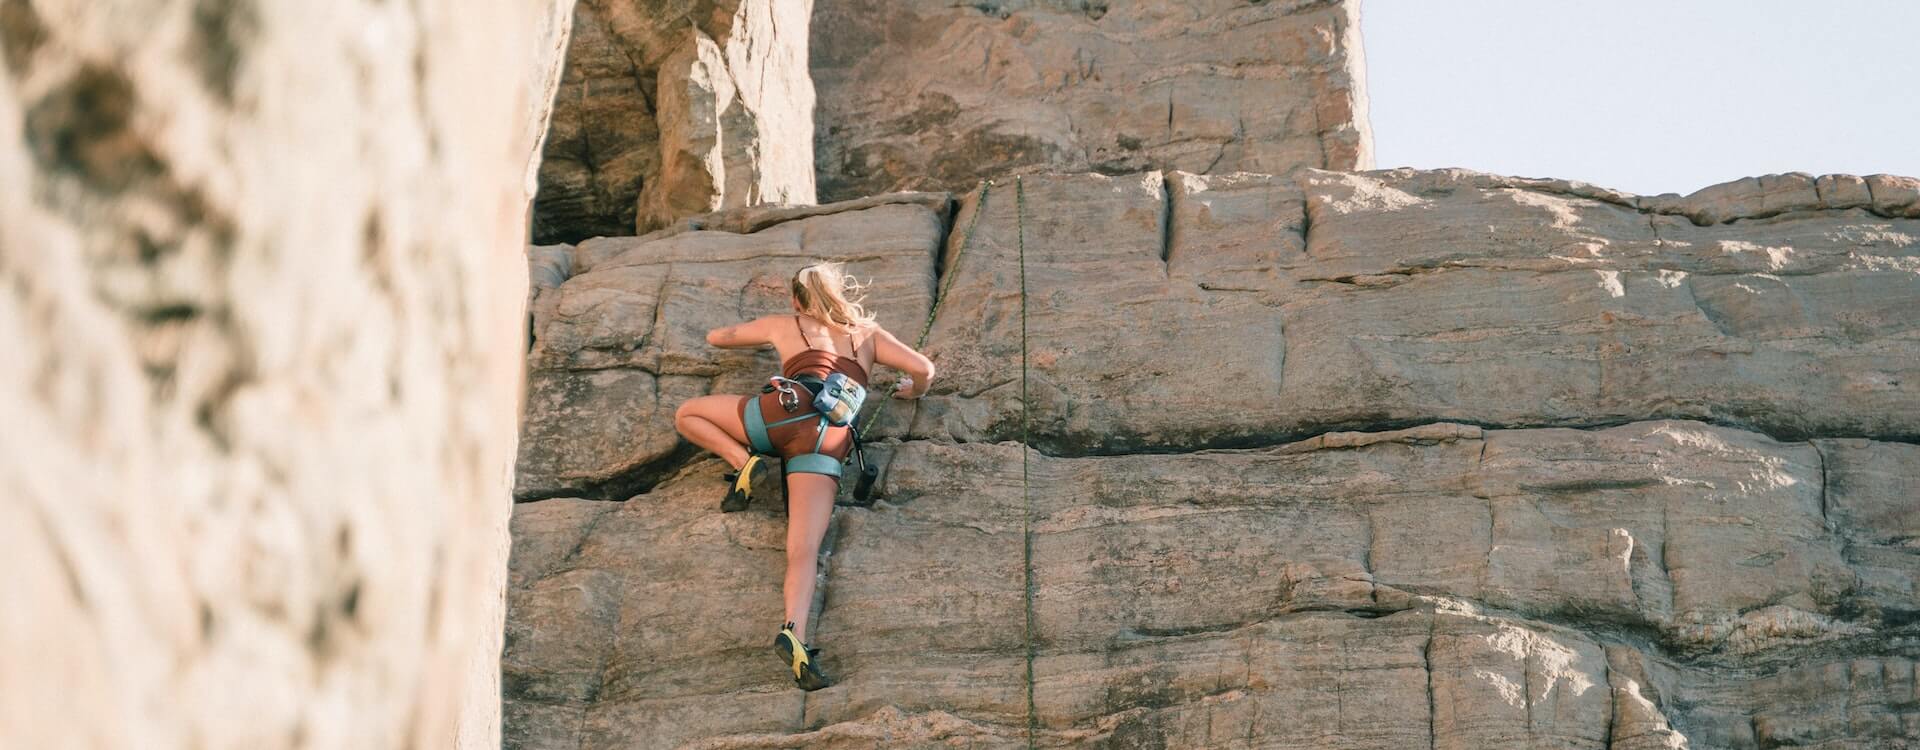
top-left (1360, 0), bottom-right (1920, 197)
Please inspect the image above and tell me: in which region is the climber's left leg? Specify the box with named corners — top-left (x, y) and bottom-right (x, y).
top-left (775, 472), bottom-right (836, 690)
top-left (781, 472), bottom-right (836, 640)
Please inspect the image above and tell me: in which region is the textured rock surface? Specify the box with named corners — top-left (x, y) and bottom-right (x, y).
top-left (516, 192), bottom-right (947, 499)
top-left (532, 0), bottom-right (815, 243)
top-left (0, 0), bottom-right (573, 747)
top-left (811, 0), bottom-right (1372, 201)
top-left (908, 169), bottom-right (1920, 450)
top-left (508, 167), bottom-right (1920, 747)
top-left (508, 423), bottom-right (1917, 748)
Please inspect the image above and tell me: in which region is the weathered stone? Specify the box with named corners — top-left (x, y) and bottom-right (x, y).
top-left (506, 161), bottom-right (1920, 748)
top-left (530, 3), bottom-right (658, 243)
top-left (811, 0), bottom-right (1372, 201)
top-left (515, 198), bottom-right (944, 499)
top-left (1637, 172), bottom-right (1920, 226)
top-left (630, 190), bottom-right (952, 251)
top-left (0, 0), bottom-right (575, 747)
top-left (1816, 173), bottom-right (1874, 210)
top-left (1639, 172), bottom-right (1821, 225)
top-left (532, 0), bottom-right (816, 242)
top-left (1868, 174), bottom-right (1920, 219)
top-left (527, 243), bottom-right (575, 344)
top-left (506, 419), bottom-right (1920, 748)
top-left (905, 169), bottom-right (1920, 451)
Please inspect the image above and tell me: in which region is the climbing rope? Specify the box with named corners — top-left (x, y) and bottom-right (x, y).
top-left (856, 182), bottom-right (991, 435)
top-left (1015, 176), bottom-right (1038, 749)
top-left (851, 176), bottom-right (1036, 745)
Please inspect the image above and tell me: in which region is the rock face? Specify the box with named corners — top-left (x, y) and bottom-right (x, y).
top-left (506, 169), bottom-right (1920, 747)
top-left (532, 0), bottom-right (816, 243)
top-left (909, 169), bottom-right (1920, 451)
top-left (511, 424), bottom-right (1916, 749)
top-left (811, 0), bottom-right (1372, 201)
top-left (515, 192), bottom-right (947, 500)
top-left (0, 0), bottom-right (574, 748)
top-left (533, 0), bottom-right (1374, 241)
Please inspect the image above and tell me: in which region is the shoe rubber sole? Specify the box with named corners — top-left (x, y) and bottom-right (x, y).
top-left (721, 455), bottom-right (765, 513)
top-left (773, 631), bottom-right (831, 691)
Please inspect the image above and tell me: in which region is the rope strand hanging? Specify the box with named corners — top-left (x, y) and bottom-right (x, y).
top-left (856, 182), bottom-right (991, 436)
top-left (1015, 176), bottom-right (1037, 750)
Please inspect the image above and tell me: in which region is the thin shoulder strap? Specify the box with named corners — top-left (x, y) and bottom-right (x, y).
top-left (794, 315), bottom-right (815, 350)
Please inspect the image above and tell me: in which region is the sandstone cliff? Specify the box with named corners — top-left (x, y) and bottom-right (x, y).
top-left (506, 168), bottom-right (1920, 748)
top-left (533, 0), bottom-right (1371, 242)
top-left (533, 0), bottom-right (817, 242)
top-left (0, 0), bottom-right (573, 747)
top-left (813, 0), bottom-right (1372, 201)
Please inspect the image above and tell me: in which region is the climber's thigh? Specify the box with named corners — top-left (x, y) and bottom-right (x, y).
top-left (677, 394), bottom-right (750, 444)
top-left (784, 473), bottom-right (838, 548)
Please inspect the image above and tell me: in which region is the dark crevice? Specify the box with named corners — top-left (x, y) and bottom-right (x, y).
top-left (530, 412), bottom-right (1920, 503)
top-left (999, 412), bottom-right (1920, 462)
top-left (1601, 661), bottom-right (1617, 750)
top-left (1156, 170), bottom-right (1174, 266)
top-left (1423, 617), bottom-right (1439, 750)
top-left (516, 441), bottom-right (705, 503)
top-left (932, 188), bottom-right (971, 298)
top-left (1811, 439), bottom-right (1832, 529)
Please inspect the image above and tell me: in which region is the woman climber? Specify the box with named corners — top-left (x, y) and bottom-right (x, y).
top-left (671, 261), bottom-right (936, 691)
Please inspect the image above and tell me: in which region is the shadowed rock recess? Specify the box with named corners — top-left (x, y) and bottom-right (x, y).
top-left (508, 168), bottom-right (1920, 748)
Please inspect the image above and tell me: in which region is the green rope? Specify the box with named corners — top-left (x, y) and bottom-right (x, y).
top-left (857, 182), bottom-right (991, 436)
top-left (1016, 176), bottom-right (1038, 750)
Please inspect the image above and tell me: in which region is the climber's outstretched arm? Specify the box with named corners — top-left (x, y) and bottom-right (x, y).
top-left (872, 327), bottom-right (935, 399)
top-left (706, 316), bottom-right (776, 349)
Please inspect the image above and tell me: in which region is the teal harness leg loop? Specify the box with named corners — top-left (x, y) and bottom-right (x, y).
top-left (744, 397), bottom-right (775, 455)
top-left (785, 453), bottom-right (843, 478)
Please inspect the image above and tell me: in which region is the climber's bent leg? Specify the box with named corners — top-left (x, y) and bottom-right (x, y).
top-left (673, 395), bottom-right (751, 469)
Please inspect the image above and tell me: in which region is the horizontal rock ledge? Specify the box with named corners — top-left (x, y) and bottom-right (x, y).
top-left (505, 417), bottom-right (1917, 749)
top-left (517, 167), bottom-right (1920, 499)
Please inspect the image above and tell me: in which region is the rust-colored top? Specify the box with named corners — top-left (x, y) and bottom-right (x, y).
top-left (738, 316), bottom-right (871, 464)
top-left (782, 316), bottom-right (869, 385)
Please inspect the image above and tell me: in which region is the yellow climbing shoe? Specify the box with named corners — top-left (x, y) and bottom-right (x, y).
top-left (721, 454), bottom-right (765, 513)
top-left (773, 622), bottom-right (831, 691)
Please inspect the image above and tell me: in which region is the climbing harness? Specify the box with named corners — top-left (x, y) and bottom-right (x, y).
top-left (736, 187), bottom-right (991, 505)
top-left (743, 374), bottom-right (850, 480)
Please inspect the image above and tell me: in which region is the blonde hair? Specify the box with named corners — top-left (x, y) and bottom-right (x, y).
top-left (791, 262), bottom-right (876, 332)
